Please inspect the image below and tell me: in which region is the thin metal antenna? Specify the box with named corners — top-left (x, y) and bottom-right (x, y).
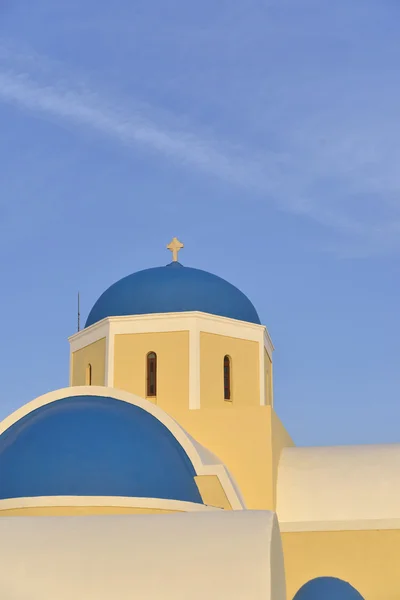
top-left (77, 292), bottom-right (81, 332)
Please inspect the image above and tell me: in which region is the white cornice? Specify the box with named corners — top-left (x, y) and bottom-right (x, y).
top-left (68, 318), bottom-right (108, 343)
top-left (75, 311), bottom-right (266, 331)
top-left (69, 311), bottom-right (273, 359)
top-left (69, 320), bottom-right (108, 353)
top-left (279, 518), bottom-right (400, 533)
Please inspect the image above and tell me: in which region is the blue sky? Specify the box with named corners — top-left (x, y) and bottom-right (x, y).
top-left (0, 0), bottom-right (399, 446)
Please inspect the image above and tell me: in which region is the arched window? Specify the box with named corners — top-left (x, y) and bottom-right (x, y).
top-left (146, 352), bottom-right (157, 397)
top-left (223, 355), bottom-right (231, 401)
top-left (85, 363), bottom-right (92, 386)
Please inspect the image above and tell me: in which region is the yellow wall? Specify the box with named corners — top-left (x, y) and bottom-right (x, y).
top-left (195, 475), bottom-right (232, 510)
top-left (71, 338), bottom-right (106, 386)
top-left (109, 329), bottom-right (291, 510)
top-left (174, 406), bottom-right (274, 509)
top-left (271, 410), bottom-right (294, 510)
top-left (200, 332), bottom-right (260, 408)
top-left (113, 331), bottom-right (189, 414)
top-left (282, 529), bottom-right (400, 600)
top-left (0, 506), bottom-right (180, 516)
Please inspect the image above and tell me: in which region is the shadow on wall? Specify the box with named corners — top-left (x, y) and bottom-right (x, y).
top-left (293, 577), bottom-right (365, 600)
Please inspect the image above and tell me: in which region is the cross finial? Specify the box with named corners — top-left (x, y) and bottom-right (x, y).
top-left (167, 237), bottom-right (184, 262)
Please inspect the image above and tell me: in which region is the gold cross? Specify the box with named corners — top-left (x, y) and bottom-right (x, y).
top-left (167, 237), bottom-right (184, 262)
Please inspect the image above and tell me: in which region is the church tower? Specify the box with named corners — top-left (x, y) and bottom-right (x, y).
top-left (69, 239), bottom-right (293, 510)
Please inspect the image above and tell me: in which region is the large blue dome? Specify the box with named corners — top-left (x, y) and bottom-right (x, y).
top-left (86, 262), bottom-right (260, 328)
top-left (0, 395), bottom-right (203, 503)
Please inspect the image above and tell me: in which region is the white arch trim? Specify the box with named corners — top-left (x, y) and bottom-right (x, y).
top-left (0, 386), bottom-right (245, 511)
top-left (0, 496), bottom-right (218, 513)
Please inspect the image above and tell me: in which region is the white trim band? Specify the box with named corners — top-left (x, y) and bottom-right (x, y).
top-left (0, 496), bottom-right (218, 513)
top-left (279, 518), bottom-right (400, 532)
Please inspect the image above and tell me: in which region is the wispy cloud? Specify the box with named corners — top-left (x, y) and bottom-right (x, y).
top-left (1, 42), bottom-right (400, 257)
top-left (0, 50), bottom-right (271, 191)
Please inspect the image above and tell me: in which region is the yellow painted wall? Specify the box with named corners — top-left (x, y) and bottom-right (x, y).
top-left (271, 410), bottom-right (294, 510)
top-left (71, 338), bottom-right (106, 386)
top-left (200, 332), bottom-right (259, 408)
top-left (173, 406), bottom-right (273, 509)
top-left (195, 475), bottom-right (232, 510)
top-left (282, 529), bottom-right (400, 600)
top-left (113, 331), bottom-right (189, 414)
top-left (109, 328), bottom-right (292, 510)
top-left (0, 506), bottom-right (180, 516)
top-left (265, 349), bottom-right (273, 406)
top-left (174, 405), bottom-right (292, 510)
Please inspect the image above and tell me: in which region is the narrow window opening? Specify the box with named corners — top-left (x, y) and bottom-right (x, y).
top-left (86, 363), bottom-right (92, 386)
top-left (147, 352), bottom-right (157, 397)
top-left (224, 355), bottom-right (231, 401)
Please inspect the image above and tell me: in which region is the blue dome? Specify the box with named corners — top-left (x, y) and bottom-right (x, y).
top-left (293, 577), bottom-right (365, 600)
top-left (86, 262), bottom-right (260, 328)
top-left (0, 395), bottom-right (203, 503)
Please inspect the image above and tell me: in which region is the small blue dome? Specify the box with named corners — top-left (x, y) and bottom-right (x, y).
top-left (293, 577), bottom-right (365, 600)
top-left (0, 395), bottom-right (202, 503)
top-left (86, 262), bottom-right (260, 328)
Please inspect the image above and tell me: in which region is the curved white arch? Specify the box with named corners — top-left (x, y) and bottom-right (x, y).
top-left (0, 386), bottom-right (245, 510)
